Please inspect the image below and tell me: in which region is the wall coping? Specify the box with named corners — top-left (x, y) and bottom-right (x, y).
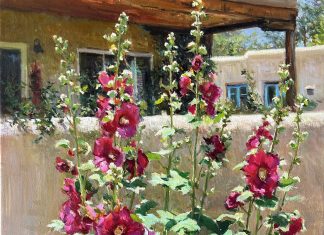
top-left (212, 45), bottom-right (324, 63)
top-left (1, 112), bottom-right (324, 137)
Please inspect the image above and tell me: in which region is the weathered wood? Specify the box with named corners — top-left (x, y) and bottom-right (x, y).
top-left (285, 30), bottom-right (297, 108)
top-left (0, 0), bottom-right (297, 32)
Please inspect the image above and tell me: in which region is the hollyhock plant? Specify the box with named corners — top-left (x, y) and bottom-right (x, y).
top-left (49, 12), bottom-right (152, 234)
top-left (223, 66), bottom-right (308, 234)
top-left (242, 150), bottom-right (280, 198)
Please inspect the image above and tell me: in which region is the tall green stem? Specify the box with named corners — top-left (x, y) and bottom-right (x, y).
top-left (246, 199), bottom-right (254, 230)
top-left (254, 208), bottom-right (261, 235)
top-left (164, 54), bottom-right (175, 212)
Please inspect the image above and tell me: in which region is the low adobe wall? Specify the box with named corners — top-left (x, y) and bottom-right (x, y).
top-left (1, 112), bottom-right (324, 234)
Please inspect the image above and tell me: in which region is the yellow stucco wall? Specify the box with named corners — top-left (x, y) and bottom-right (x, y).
top-left (0, 9), bottom-right (158, 86)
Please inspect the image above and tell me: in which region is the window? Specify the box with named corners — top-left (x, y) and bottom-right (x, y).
top-left (264, 82), bottom-right (280, 107)
top-left (226, 84), bottom-right (248, 108)
top-left (77, 49), bottom-right (152, 116)
top-left (0, 42), bottom-right (27, 114)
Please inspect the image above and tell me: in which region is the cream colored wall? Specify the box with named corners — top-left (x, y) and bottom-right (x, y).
top-left (212, 46), bottom-right (324, 110)
top-left (1, 113), bottom-right (324, 234)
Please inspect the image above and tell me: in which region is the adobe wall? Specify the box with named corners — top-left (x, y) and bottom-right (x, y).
top-left (1, 113), bottom-right (324, 234)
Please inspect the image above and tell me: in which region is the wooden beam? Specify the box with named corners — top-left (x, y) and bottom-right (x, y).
top-left (285, 30), bottom-right (297, 108)
top-left (0, 0), bottom-right (297, 31)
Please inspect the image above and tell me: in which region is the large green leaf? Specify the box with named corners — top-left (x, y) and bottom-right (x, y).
top-left (135, 200), bottom-right (158, 216)
top-left (255, 196), bottom-right (278, 208)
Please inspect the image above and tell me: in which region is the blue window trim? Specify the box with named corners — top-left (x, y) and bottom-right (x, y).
top-left (264, 82), bottom-right (280, 107)
top-left (226, 84), bottom-right (248, 108)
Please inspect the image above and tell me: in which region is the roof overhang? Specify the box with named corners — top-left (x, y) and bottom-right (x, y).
top-left (0, 0), bottom-right (297, 32)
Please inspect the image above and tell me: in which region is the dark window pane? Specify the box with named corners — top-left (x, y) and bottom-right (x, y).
top-left (79, 52), bottom-right (103, 116)
top-left (0, 49), bottom-right (21, 114)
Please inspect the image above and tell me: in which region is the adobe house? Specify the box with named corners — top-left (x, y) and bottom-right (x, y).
top-left (0, 0), bottom-right (298, 113)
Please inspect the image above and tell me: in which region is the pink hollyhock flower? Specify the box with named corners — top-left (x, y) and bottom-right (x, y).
top-left (188, 104), bottom-right (196, 115)
top-left (116, 78), bottom-right (134, 96)
top-left (256, 121), bottom-right (273, 141)
top-left (208, 72), bottom-right (218, 82)
top-left (191, 55), bottom-right (203, 71)
top-left (62, 178), bottom-right (81, 203)
top-left (60, 200), bottom-right (92, 235)
top-left (98, 71), bottom-right (114, 92)
top-left (279, 217), bottom-right (303, 235)
top-left (95, 207), bottom-right (145, 235)
top-left (67, 149), bottom-right (75, 158)
top-left (96, 96), bottom-right (111, 119)
top-left (206, 102), bottom-right (216, 117)
top-left (225, 191), bottom-right (243, 210)
top-left (102, 103), bottom-right (140, 138)
top-left (93, 136), bottom-right (125, 172)
top-left (204, 134), bottom-right (226, 161)
top-left (179, 76), bottom-right (191, 96)
top-left (199, 82), bottom-right (222, 104)
top-left (246, 135), bottom-right (260, 150)
top-left (126, 149), bottom-right (149, 179)
top-left (55, 157), bottom-right (71, 173)
top-left (242, 150), bottom-right (280, 198)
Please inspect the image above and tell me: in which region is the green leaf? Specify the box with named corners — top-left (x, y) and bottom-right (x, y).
top-left (130, 213), bottom-right (143, 223)
top-left (233, 161), bottom-right (246, 171)
top-left (236, 191), bottom-right (253, 203)
top-left (135, 200), bottom-right (158, 216)
top-left (78, 160), bottom-right (96, 171)
top-left (255, 196), bottom-right (278, 208)
top-left (146, 152), bottom-right (161, 161)
top-left (47, 219), bottom-right (64, 232)
top-left (55, 139), bottom-right (70, 149)
top-left (279, 177), bottom-right (300, 188)
top-left (89, 173), bottom-right (106, 187)
top-left (155, 95), bottom-right (165, 105)
top-left (170, 218), bottom-right (200, 233)
top-left (156, 210), bottom-right (175, 225)
top-left (156, 127), bottom-right (175, 139)
top-left (269, 213), bottom-right (290, 228)
top-left (137, 213), bottom-right (159, 229)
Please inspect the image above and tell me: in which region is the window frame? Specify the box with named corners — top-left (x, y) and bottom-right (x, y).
top-left (0, 42), bottom-right (28, 98)
top-left (226, 83), bottom-right (248, 108)
top-left (264, 82), bottom-right (280, 107)
top-left (76, 48), bottom-right (154, 74)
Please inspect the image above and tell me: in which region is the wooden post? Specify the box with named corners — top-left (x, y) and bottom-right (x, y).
top-left (285, 30), bottom-right (297, 108)
top-left (204, 33), bottom-right (214, 57)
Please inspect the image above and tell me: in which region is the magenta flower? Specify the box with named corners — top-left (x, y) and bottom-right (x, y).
top-left (98, 71), bottom-right (115, 92)
top-left (199, 82), bottom-right (222, 104)
top-left (56, 157), bottom-right (71, 173)
top-left (191, 55), bottom-right (203, 71)
top-left (60, 200), bottom-right (92, 235)
top-left (204, 134), bottom-right (226, 161)
top-left (179, 76), bottom-right (191, 96)
top-left (242, 150), bottom-right (280, 198)
top-left (206, 102), bottom-right (216, 117)
top-left (225, 191), bottom-right (243, 210)
top-left (60, 178), bottom-right (92, 234)
top-left (116, 78), bottom-right (134, 96)
top-left (125, 148), bottom-right (149, 179)
top-left (188, 104), bottom-right (196, 115)
top-left (279, 217), bottom-right (303, 235)
top-left (93, 136), bottom-right (125, 172)
top-left (246, 135), bottom-right (260, 150)
top-left (96, 96), bottom-right (111, 119)
top-left (95, 207), bottom-right (145, 235)
top-left (102, 103), bottom-right (140, 138)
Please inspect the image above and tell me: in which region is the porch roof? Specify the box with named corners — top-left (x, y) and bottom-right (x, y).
top-left (1, 0), bottom-right (297, 32)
